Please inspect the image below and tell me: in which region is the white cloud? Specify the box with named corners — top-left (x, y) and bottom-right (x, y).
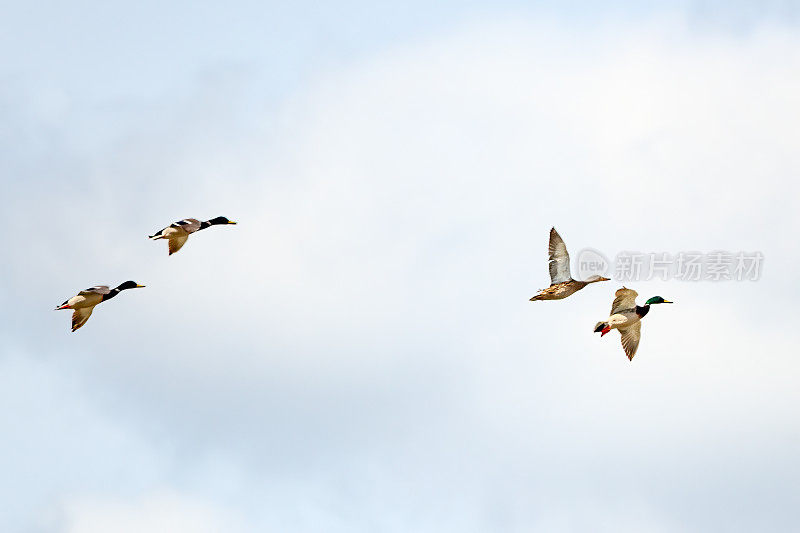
top-left (2, 12), bottom-right (800, 532)
top-left (58, 490), bottom-right (246, 533)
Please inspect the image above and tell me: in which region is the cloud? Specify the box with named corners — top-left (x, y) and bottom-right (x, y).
top-left (0, 353), bottom-right (165, 532)
top-left (2, 11), bottom-right (800, 532)
top-left (58, 490), bottom-right (246, 533)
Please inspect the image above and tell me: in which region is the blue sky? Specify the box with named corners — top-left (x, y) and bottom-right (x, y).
top-left (2, 1), bottom-right (800, 531)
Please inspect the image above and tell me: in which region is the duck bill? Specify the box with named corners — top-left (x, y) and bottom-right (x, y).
top-left (135, 284), bottom-right (146, 288)
top-left (228, 221), bottom-right (237, 224)
top-left (662, 300), bottom-right (673, 303)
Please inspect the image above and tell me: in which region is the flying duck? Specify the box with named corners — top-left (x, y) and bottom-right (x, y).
top-left (594, 287), bottom-right (673, 360)
top-left (149, 216), bottom-right (237, 255)
top-left (530, 227), bottom-right (609, 301)
top-left (55, 281), bottom-right (145, 332)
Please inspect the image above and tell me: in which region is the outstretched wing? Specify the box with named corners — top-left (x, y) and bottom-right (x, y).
top-left (77, 287), bottom-right (109, 307)
top-left (151, 218), bottom-right (201, 238)
top-left (79, 285), bottom-right (110, 296)
top-left (610, 287), bottom-right (638, 315)
top-left (619, 321), bottom-right (641, 361)
top-left (548, 227), bottom-right (571, 284)
top-left (168, 235), bottom-right (189, 255)
top-left (172, 218), bottom-right (201, 234)
top-left (71, 307), bottom-right (94, 332)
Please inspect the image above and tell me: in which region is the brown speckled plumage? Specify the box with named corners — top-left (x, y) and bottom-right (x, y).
top-left (529, 228), bottom-right (609, 301)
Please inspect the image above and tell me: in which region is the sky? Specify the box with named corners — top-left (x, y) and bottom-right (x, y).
top-left (1, 1), bottom-right (800, 531)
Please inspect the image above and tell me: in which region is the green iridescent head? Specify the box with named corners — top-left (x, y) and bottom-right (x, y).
top-left (645, 296), bottom-right (673, 305)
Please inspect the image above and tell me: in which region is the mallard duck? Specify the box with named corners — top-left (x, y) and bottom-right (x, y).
top-left (593, 287), bottom-right (673, 360)
top-left (530, 227), bottom-right (609, 301)
top-left (149, 216), bottom-right (237, 255)
top-left (55, 281), bottom-right (145, 332)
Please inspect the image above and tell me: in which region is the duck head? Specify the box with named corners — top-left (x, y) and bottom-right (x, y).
top-left (586, 275), bottom-right (610, 283)
top-left (645, 296), bottom-right (673, 305)
top-left (116, 281), bottom-right (146, 291)
top-left (208, 216), bottom-right (237, 226)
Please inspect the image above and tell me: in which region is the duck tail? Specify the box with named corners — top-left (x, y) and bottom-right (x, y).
top-left (530, 289), bottom-right (547, 301)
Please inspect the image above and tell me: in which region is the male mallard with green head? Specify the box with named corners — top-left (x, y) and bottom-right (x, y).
top-left (530, 227), bottom-right (609, 301)
top-left (55, 281), bottom-right (145, 332)
top-left (594, 287), bottom-right (673, 360)
top-left (149, 216), bottom-right (237, 255)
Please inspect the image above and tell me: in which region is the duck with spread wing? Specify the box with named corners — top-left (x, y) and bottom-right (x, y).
top-left (530, 227), bottom-right (609, 301)
top-left (594, 287), bottom-right (673, 360)
top-left (55, 281), bottom-right (145, 332)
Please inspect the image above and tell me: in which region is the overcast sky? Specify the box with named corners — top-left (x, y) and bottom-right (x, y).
top-left (2, 1), bottom-right (800, 531)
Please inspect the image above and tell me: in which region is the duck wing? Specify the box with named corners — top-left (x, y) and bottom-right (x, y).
top-left (71, 307), bottom-right (94, 332)
top-left (150, 218), bottom-right (201, 239)
top-left (548, 227), bottom-right (572, 284)
top-left (610, 287), bottom-right (638, 315)
top-left (168, 235), bottom-right (189, 255)
top-left (619, 321), bottom-right (641, 361)
top-left (172, 218), bottom-right (201, 234)
top-left (79, 286), bottom-right (110, 296)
